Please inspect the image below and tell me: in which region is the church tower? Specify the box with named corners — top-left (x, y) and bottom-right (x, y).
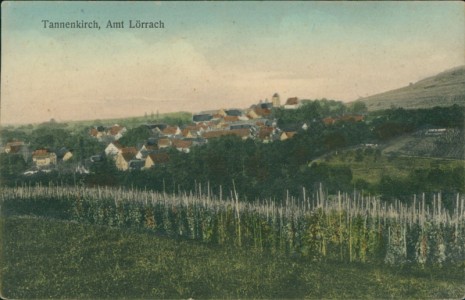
top-left (271, 93), bottom-right (280, 107)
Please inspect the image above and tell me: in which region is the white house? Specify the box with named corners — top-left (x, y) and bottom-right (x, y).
top-left (105, 142), bottom-right (122, 157)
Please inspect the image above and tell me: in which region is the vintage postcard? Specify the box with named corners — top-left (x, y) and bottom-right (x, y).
top-left (1, 1), bottom-right (465, 298)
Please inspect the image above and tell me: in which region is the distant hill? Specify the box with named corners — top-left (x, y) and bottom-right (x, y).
top-left (358, 65), bottom-right (465, 111)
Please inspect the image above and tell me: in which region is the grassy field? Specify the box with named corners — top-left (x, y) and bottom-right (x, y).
top-left (1, 215), bottom-right (464, 299)
top-left (319, 148), bottom-right (464, 185)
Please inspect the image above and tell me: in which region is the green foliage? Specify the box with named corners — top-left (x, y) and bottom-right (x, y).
top-left (118, 125), bottom-right (153, 147)
top-left (0, 128), bottom-right (29, 144)
top-left (273, 99), bottom-right (347, 129)
top-left (371, 106), bottom-right (465, 138)
top-left (348, 101), bottom-right (368, 114)
top-left (0, 153), bottom-right (29, 179)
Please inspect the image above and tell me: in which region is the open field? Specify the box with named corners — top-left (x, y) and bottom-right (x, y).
top-left (2, 216), bottom-right (464, 299)
top-left (319, 149), bottom-right (464, 185)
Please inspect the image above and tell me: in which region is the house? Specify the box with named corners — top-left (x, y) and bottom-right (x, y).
top-left (280, 131), bottom-right (297, 141)
top-left (56, 147), bottom-right (73, 161)
top-left (223, 116), bottom-right (240, 123)
top-left (182, 123), bottom-right (208, 134)
top-left (181, 128), bottom-right (197, 139)
top-left (4, 141), bottom-right (24, 154)
top-left (225, 109), bottom-right (243, 117)
top-left (162, 126), bottom-right (181, 137)
top-left (145, 152), bottom-right (170, 169)
top-left (105, 141), bottom-right (123, 157)
top-left (145, 123), bottom-right (167, 131)
top-left (32, 149), bottom-right (57, 167)
top-left (246, 109), bottom-right (260, 119)
top-left (284, 97), bottom-right (300, 109)
top-left (90, 124), bottom-right (126, 142)
top-left (89, 127), bottom-right (104, 139)
top-left (108, 124), bottom-right (127, 140)
top-left (158, 138), bottom-right (172, 149)
top-left (258, 127), bottom-right (274, 143)
top-left (171, 139), bottom-right (193, 153)
top-left (216, 109), bottom-right (227, 118)
top-left (203, 129), bottom-right (251, 140)
top-left (136, 144), bottom-right (158, 160)
top-left (253, 107), bottom-right (272, 117)
top-left (192, 113), bottom-right (213, 123)
top-left (115, 147), bottom-right (137, 171)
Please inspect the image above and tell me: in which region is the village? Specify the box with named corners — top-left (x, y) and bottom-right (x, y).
top-left (2, 93), bottom-right (369, 175)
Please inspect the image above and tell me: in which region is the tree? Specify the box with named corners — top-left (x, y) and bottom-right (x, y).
top-left (323, 132), bottom-right (347, 150)
top-left (350, 101), bottom-right (368, 114)
top-left (118, 126), bottom-right (153, 147)
top-left (0, 153), bottom-right (29, 184)
top-left (355, 148), bottom-right (364, 162)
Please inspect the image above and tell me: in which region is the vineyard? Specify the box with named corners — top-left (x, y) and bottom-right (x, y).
top-left (1, 184), bottom-right (465, 266)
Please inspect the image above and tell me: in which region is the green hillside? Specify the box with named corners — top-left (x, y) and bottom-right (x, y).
top-left (359, 65), bottom-right (465, 111)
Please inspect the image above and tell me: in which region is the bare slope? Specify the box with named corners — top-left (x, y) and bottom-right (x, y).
top-left (359, 65), bottom-right (465, 111)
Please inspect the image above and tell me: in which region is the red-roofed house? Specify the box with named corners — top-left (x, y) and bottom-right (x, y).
top-left (171, 139), bottom-right (193, 153)
top-left (5, 141), bottom-right (24, 154)
top-left (158, 138), bottom-right (172, 149)
top-left (115, 147), bottom-right (137, 171)
top-left (108, 124), bottom-right (127, 140)
top-left (203, 129), bottom-right (251, 140)
top-left (280, 131), bottom-right (297, 141)
top-left (223, 116), bottom-right (240, 123)
top-left (162, 126), bottom-right (181, 137)
top-left (32, 149), bottom-right (57, 167)
top-left (284, 97), bottom-right (300, 109)
top-left (254, 107), bottom-right (272, 117)
top-left (145, 152), bottom-right (170, 169)
top-left (258, 127), bottom-right (274, 143)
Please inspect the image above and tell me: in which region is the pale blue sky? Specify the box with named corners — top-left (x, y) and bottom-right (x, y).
top-left (2, 1), bottom-right (464, 124)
